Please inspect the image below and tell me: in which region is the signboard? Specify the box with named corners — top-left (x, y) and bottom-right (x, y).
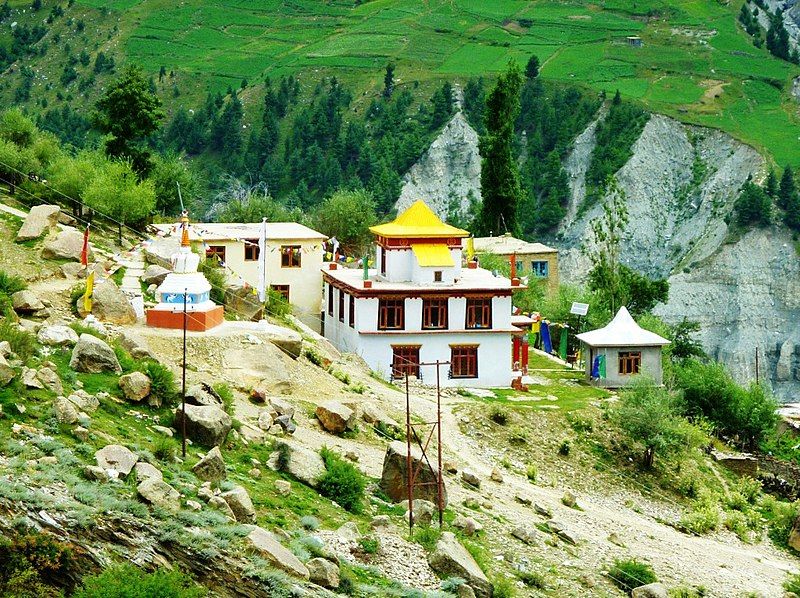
top-left (570, 302), bottom-right (589, 316)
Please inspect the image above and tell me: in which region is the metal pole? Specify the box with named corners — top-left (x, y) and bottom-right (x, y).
top-left (406, 371), bottom-right (413, 534)
top-left (436, 360), bottom-right (443, 528)
top-left (755, 348), bottom-right (759, 384)
top-left (182, 289), bottom-right (188, 458)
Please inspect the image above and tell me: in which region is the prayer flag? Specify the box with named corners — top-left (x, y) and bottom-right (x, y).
top-left (83, 271), bottom-right (94, 313)
top-left (80, 226), bottom-right (90, 267)
top-left (466, 236), bottom-right (475, 261)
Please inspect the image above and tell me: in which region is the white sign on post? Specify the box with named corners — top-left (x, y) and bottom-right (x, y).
top-left (570, 302), bottom-right (589, 316)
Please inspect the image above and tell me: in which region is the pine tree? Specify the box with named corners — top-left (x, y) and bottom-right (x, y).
top-left (477, 60), bottom-right (523, 236)
top-left (779, 165), bottom-right (796, 209)
top-left (765, 169), bottom-right (779, 198)
top-left (525, 54), bottom-right (540, 80)
top-left (383, 63), bottom-right (395, 100)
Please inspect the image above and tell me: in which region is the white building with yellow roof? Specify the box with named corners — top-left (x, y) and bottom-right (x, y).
top-left (322, 200), bottom-right (521, 387)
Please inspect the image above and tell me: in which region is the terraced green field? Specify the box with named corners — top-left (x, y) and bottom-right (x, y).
top-left (4, 0), bottom-right (799, 164)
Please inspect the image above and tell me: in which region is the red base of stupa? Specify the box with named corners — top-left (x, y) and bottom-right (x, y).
top-left (146, 306), bottom-right (224, 331)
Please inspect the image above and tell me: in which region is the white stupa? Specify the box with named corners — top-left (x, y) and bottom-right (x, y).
top-left (146, 212), bottom-right (224, 331)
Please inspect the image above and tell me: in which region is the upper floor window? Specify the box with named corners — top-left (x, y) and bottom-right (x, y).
top-left (380, 248), bottom-right (387, 276)
top-left (244, 240), bottom-right (259, 261)
top-left (434, 270), bottom-right (443, 282)
top-left (422, 298), bottom-right (448, 330)
top-left (349, 294), bottom-right (355, 328)
top-left (281, 245), bottom-right (301, 268)
top-left (378, 298), bottom-right (404, 330)
top-left (338, 289), bottom-right (345, 323)
top-left (206, 245), bottom-right (226, 264)
top-left (465, 297), bottom-right (492, 329)
top-left (531, 260), bottom-right (549, 277)
top-left (270, 284), bottom-right (290, 302)
top-left (327, 284), bottom-right (334, 317)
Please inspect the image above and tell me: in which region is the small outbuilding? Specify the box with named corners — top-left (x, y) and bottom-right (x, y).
top-left (576, 306), bottom-right (669, 388)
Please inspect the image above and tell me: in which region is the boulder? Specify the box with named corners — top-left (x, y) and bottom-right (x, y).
top-left (380, 441), bottom-right (447, 507)
top-left (70, 334), bottom-right (122, 374)
top-left (117, 330), bottom-right (154, 359)
top-left (192, 446), bottom-right (227, 482)
top-left (66, 391), bottom-right (99, 413)
top-left (461, 469), bottom-right (480, 488)
top-left (134, 462), bottom-right (163, 483)
top-left (337, 522), bottom-right (360, 541)
top-left (275, 415), bottom-right (296, 434)
top-left (244, 526), bottom-right (310, 579)
top-left (209, 495), bottom-right (236, 520)
top-left (457, 585), bottom-right (477, 598)
top-left (0, 355), bottom-right (14, 386)
top-left (562, 490), bottom-right (577, 508)
top-left (315, 401), bottom-right (355, 434)
top-left (173, 404), bottom-right (231, 447)
top-left (36, 367), bottom-right (63, 395)
top-left (711, 450), bottom-right (758, 477)
top-left (95, 444), bottom-right (139, 477)
top-left (38, 325), bottom-right (79, 347)
top-left (777, 340), bottom-right (795, 382)
top-left (0, 340), bottom-right (10, 357)
top-left (269, 397), bottom-right (295, 418)
top-left (371, 515), bottom-right (391, 530)
top-left (361, 402), bottom-right (401, 431)
top-left (490, 468), bottom-right (504, 483)
top-left (11, 290), bottom-right (45, 314)
top-left (137, 478), bottom-right (180, 510)
top-left (511, 525), bottom-right (539, 546)
top-left (428, 532), bottom-right (492, 598)
top-left (631, 583), bottom-right (669, 598)
top-left (405, 499), bottom-right (436, 527)
top-left (42, 229), bottom-right (93, 261)
top-left (789, 514), bottom-right (800, 552)
top-left (80, 315), bottom-right (107, 337)
top-left (274, 440), bottom-right (325, 488)
top-left (534, 503), bottom-right (552, 518)
top-left (16, 205), bottom-right (61, 241)
top-left (53, 395), bottom-right (79, 424)
top-left (451, 515), bottom-right (481, 537)
top-left (275, 480), bottom-right (291, 496)
top-left (22, 367), bottom-right (43, 389)
top-left (185, 383), bottom-right (223, 407)
top-left (77, 281), bottom-right (136, 324)
top-left (221, 485), bottom-right (256, 523)
top-left (142, 264), bottom-right (170, 286)
top-left (119, 371), bottom-right (151, 402)
top-left (257, 411), bottom-right (274, 431)
top-left (307, 557), bottom-right (339, 589)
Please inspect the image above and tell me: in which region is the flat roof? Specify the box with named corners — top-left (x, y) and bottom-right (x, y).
top-left (473, 235), bottom-right (556, 255)
top-left (323, 264), bottom-right (514, 292)
top-left (152, 222), bottom-right (327, 242)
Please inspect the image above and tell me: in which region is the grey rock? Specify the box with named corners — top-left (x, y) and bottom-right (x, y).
top-left (83, 465), bottom-right (109, 481)
top-left (514, 493), bottom-right (532, 506)
top-left (257, 410), bottom-right (274, 431)
top-left (192, 446), bottom-right (227, 482)
top-left (428, 532), bottom-right (492, 598)
top-left (307, 557), bottom-right (339, 589)
top-left (274, 480), bottom-right (291, 496)
top-left (562, 490), bottom-right (577, 508)
top-left (221, 485), bottom-right (256, 523)
top-left (16, 204), bottom-right (60, 241)
top-left (534, 503), bottom-right (552, 518)
top-left (0, 355), bottom-right (15, 386)
top-left (66, 391), bottom-right (99, 413)
top-left (315, 400), bottom-right (355, 434)
top-left (273, 440), bottom-right (325, 488)
top-left (275, 414), bottom-right (296, 434)
top-left (95, 444), bottom-right (139, 477)
top-left (511, 525), bottom-right (539, 545)
top-left (185, 383), bottom-right (223, 407)
top-left (452, 515), bottom-right (481, 537)
top-left (53, 396), bottom-right (80, 424)
top-left (70, 334), bottom-right (122, 373)
top-left (457, 585), bottom-right (477, 598)
top-left (0, 340), bottom-right (10, 357)
top-left (336, 522), bottom-right (360, 541)
top-left (12, 290), bottom-right (45, 314)
top-left (119, 371), bottom-right (151, 402)
top-left (405, 499), bottom-right (436, 527)
top-left (37, 367), bottom-right (63, 395)
top-left (173, 404), bottom-right (231, 447)
top-left (270, 397), bottom-right (295, 418)
top-left (21, 367), bottom-right (43, 389)
top-left (137, 478), bottom-right (180, 509)
top-left (379, 440), bottom-right (447, 507)
top-left (361, 402), bottom-right (400, 431)
top-left (153, 425), bottom-right (174, 437)
top-left (244, 526), bottom-right (310, 579)
top-left (77, 280), bottom-right (136, 324)
top-left (370, 515), bottom-right (391, 530)
top-left (118, 330), bottom-right (154, 359)
top-left (461, 468), bottom-right (480, 488)
top-left (631, 583), bottom-right (669, 598)
top-left (490, 468), bottom-right (503, 483)
top-left (777, 340), bottom-right (794, 382)
top-left (38, 325), bottom-right (79, 347)
top-left (42, 228), bottom-right (92, 261)
top-left (142, 264), bottom-right (171, 286)
top-left (209, 495), bottom-right (236, 520)
top-left (134, 462), bottom-right (163, 482)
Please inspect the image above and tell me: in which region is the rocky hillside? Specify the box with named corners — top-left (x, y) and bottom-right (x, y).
top-left (398, 109), bottom-right (800, 400)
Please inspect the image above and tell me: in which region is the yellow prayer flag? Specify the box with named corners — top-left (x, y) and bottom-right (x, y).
top-left (83, 271), bottom-right (94, 313)
top-left (466, 237), bottom-right (475, 260)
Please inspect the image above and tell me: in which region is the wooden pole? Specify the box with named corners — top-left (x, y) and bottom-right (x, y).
top-left (405, 372), bottom-right (413, 534)
top-left (436, 360), bottom-right (444, 528)
top-left (182, 289), bottom-right (188, 458)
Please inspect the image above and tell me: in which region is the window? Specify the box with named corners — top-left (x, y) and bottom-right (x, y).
top-left (465, 297), bottom-right (492, 329)
top-left (515, 260), bottom-right (523, 273)
top-left (618, 351), bottom-right (641, 375)
top-left (380, 247), bottom-right (387, 276)
top-left (349, 294), bottom-right (355, 328)
top-left (451, 346), bottom-right (478, 378)
top-left (270, 284), bottom-right (290, 302)
top-left (378, 298), bottom-right (404, 330)
top-left (392, 345), bottom-right (420, 379)
top-left (327, 284), bottom-right (334, 317)
top-left (434, 270), bottom-right (443, 282)
top-left (531, 260), bottom-right (549, 277)
top-left (422, 298), bottom-right (448, 330)
top-left (281, 245), bottom-right (301, 268)
top-left (338, 289), bottom-right (345, 323)
top-left (244, 240), bottom-right (259, 261)
top-left (206, 245), bottom-right (226, 263)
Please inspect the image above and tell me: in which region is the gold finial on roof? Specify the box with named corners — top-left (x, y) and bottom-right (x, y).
top-left (180, 210), bottom-right (190, 247)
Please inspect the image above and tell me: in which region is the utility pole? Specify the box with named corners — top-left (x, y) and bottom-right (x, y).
top-left (405, 372), bottom-right (413, 534)
top-left (755, 347), bottom-right (760, 384)
top-left (181, 289), bottom-right (188, 458)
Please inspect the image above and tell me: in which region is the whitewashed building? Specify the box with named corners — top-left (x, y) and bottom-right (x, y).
top-left (322, 200), bottom-right (520, 388)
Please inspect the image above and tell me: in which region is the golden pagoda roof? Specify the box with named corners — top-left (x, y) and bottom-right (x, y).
top-left (369, 200), bottom-right (469, 239)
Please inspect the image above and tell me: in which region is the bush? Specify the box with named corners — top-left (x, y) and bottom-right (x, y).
top-left (152, 437), bottom-right (177, 462)
top-left (303, 347), bottom-right (324, 367)
top-left (412, 527), bottom-right (441, 552)
top-left (145, 361), bottom-right (177, 406)
top-left (197, 258), bottom-right (225, 304)
top-left (0, 317), bottom-right (37, 360)
top-left (785, 572), bottom-right (800, 595)
top-left (212, 383), bottom-right (234, 414)
top-left (266, 288), bottom-right (291, 318)
top-left (607, 558), bottom-right (657, 593)
top-left (299, 516), bottom-right (319, 531)
top-left (318, 447), bottom-right (366, 513)
top-left (0, 270), bottom-right (26, 298)
top-left (679, 504), bottom-right (720, 535)
top-left (0, 531), bottom-right (81, 595)
top-left (356, 535), bottom-right (379, 555)
top-left (558, 440), bottom-right (571, 456)
top-left (525, 464), bottom-right (537, 482)
top-left (518, 570), bottom-right (547, 589)
top-left (489, 406), bottom-right (509, 425)
top-left (492, 577), bottom-right (517, 598)
top-left (73, 564), bottom-right (206, 597)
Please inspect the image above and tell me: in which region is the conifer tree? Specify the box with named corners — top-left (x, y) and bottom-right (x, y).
top-left (779, 165), bottom-right (796, 209)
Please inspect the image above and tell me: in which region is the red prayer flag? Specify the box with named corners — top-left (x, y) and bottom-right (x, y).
top-left (80, 226), bottom-right (89, 267)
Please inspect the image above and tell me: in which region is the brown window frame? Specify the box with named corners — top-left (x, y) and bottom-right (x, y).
top-left (618, 351), bottom-right (642, 375)
top-left (327, 284), bottom-right (334, 317)
top-left (338, 289), bottom-right (345, 323)
top-left (433, 270), bottom-right (443, 282)
top-left (270, 284), bottom-right (290, 302)
top-left (422, 298), bottom-right (448, 330)
top-left (281, 245), bottom-right (302, 268)
top-left (378, 298), bottom-right (404, 330)
top-left (380, 247), bottom-right (387, 276)
top-left (465, 297), bottom-right (492, 329)
top-left (451, 345), bottom-right (478, 379)
top-left (392, 345), bottom-right (420, 379)
top-left (206, 245), bottom-right (226, 263)
top-left (349, 294), bottom-right (355, 328)
top-left (244, 239), bottom-right (259, 261)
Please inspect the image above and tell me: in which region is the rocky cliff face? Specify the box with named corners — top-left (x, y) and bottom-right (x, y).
top-left (399, 106), bottom-right (800, 399)
top-left (396, 111), bottom-right (481, 219)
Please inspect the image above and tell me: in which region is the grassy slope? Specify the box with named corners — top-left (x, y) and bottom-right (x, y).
top-left (1, 0), bottom-right (799, 166)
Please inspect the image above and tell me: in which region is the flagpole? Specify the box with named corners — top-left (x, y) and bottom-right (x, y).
top-left (258, 217), bottom-right (267, 304)
top-left (182, 288), bottom-right (187, 459)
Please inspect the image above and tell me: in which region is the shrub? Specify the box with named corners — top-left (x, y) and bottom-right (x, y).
top-left (69, 321), bottom-right (104, 339)
top-left (558, 440), bottom-right (571, 456)
top-left (73, 564), bottom-right (206, 597)
top-left (525, 464), bottom-right (537, 482)
top-left (356, 535), bottom-right (380, 555)
top-left (318, 447), bottom-right (366, 513)
top-left (785, 572), bottom-right (800, 595)
top-left (0, 270), bottom-right (26, 298)
top-left (607, 558), bottom-right (657, 593)
top-left (69, 283), bottom-right (87, 315)
top-left (145, 361), bottom-right (177, 406)
top-left (493, 577), bottom-right (517, 598)
top-left (348, 382), bottom-right (366, 394)
top-left (0, 317), bottom-right (37, 360)
top-left (197, 259), bottom-right (225, 304)
top-left (518, 570), bottom-right (547, 589)
top-left (212, 383), bottom-right (234, 414)
top-left (303, 347), bottom-right (324, 367)
top-left (114, 345), bottom-right (137, 373)
top-left (266, 288), bottom-right (291, 318)
top-left (0, 531), bottom-right (81, 595)
top-left (680, 504), bottom-right (720, 535)
top-left (412, 527), bottom-right (441, 552)
top-left (330, 368), bottom-right (350, 385)
top-left (299, 516), bottom-right (319, 531)
top-left (489, 406), bottom-right (509, 425)
top-left (152, 437), bottom-right (177, 463)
